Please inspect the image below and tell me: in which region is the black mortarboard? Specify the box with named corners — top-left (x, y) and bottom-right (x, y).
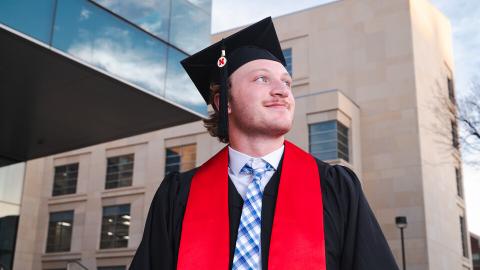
top-left (181, 17), bottom-right (286, 141)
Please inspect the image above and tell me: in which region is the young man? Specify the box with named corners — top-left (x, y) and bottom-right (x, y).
top-left (130, 17), bottom-right (399, 270)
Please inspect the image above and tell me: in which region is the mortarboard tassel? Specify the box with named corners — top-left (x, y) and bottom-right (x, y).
top-left (217, 42), bottom-right (229, 141)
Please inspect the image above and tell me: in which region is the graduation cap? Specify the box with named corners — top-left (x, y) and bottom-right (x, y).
top-left (181, 17), bottom-right (286, 141)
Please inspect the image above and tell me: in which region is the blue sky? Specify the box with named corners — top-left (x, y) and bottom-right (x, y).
top-left (211, 0), bottom-right (480, 235)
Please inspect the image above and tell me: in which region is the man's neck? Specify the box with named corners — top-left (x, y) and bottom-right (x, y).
top-left (228, 135), bottom-right (284, 157)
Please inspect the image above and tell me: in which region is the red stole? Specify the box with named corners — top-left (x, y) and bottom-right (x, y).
top-left (177, 141), bottom-right (326, 269)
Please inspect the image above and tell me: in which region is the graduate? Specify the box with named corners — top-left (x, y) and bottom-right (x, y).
top-left (130, 17), bottom-right (399, 270)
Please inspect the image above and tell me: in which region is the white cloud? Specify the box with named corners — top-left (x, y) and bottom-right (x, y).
top-left (80, 7), bottom-right (91, 21)
top-left (67, 27), bottom-right (204, 108)
top-left (69, 37), bottom-right (165, 93)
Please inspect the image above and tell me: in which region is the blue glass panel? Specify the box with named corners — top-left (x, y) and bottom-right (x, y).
top-left (165, 47), bottom-right (208, 115)
top-left (186, 0), bottom-right (211, 13)
top-left (282, 48), bottom-right (292, 75)
top-left (309, 120), bottom-right (349, 161)
top-left (50, 210), bottom-right (74, 222)
top-left (170, 0), bottom-right (210, 54)
top-left (310, 130), bottom-right (337, 142)
top-left (52, 0), bottom-right (168, 95)
top-left (92, 0), bottom-right (171, 41)
top-left (310, 121), bottom-right (336, 133)
top-left (310, 142), bottom-right (336, 152)
top-left (0, 0), bottom-right (56, 44)
top-left (103, 204), bottom-right (130, 216)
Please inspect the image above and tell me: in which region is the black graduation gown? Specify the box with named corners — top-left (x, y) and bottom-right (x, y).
top-left (129, 158), bottom-right (399, 270)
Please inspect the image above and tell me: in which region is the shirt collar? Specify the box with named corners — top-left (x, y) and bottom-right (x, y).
top-left (228, 144), bottom-right (284, 176)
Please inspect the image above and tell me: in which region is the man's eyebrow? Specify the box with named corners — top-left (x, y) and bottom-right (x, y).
top-left (248, 69), bottom-right (291, 78)
top-left (248, 68), bottom-right (271, 74)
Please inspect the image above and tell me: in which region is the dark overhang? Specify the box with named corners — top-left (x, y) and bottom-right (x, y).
top-left (0, 25), bottom-right (203, 167)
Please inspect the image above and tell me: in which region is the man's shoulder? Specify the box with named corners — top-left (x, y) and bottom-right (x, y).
top-left (164, 167), bottom-right (198, 186)
top-left (306, 156), bottom-right (361, 191)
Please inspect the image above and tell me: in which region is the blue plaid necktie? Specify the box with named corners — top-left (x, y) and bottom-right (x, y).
top-left (232, 159), bottom-right (274, 270)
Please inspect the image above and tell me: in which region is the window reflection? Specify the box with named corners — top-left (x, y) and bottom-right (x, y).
top-left (52, 163), bottom-right (79, 196)
top-left (165, 144), bottom-right (196, 175)
top-left (170, 0), bottom-right (211, 54)
top-left (165, 47), bottom-right (208, 115)
top-left (1, 0), bottom-right (210, 116)
top-left (0, 0), bottom-right (56, 44)
top-left (53, 0), bottom-right (168, 96)
top-left (100, 204), bottom-right (130, 249)
top-left (186, 0), bottom-right (211, 13)
top-left (46, 211), bottom-right (74, 253)
top-left (309, 121), bottom-right (349, 162)
top-left (105, 154), bottom-right (134, 189)
top-left (92, 0), bottom-right (171, 41)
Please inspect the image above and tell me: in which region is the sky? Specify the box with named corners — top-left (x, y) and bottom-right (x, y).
top-left (211, 0), bottom-right (480, 235)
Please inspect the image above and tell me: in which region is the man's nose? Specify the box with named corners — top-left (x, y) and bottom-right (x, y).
top-left (270, 80), bottom-right (290, 97)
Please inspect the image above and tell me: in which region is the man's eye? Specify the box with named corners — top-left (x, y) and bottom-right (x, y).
top-left (255, 76), bottom-right (268, 83)
top-left (283, 80), bottom-right (291, 87)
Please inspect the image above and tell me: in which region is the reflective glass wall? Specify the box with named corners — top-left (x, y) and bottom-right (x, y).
top-left (0, 0), bottom-right (210, 115)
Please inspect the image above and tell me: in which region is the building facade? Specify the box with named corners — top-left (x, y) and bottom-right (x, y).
top-left (7, 0), bottom-right (472, 269)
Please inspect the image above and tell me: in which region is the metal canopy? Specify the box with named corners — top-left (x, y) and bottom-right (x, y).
top-left (0, 27), bottom-right (202, 167)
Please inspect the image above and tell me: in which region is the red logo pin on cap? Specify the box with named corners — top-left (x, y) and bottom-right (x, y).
top-left (217, 49), bottom-right (227, 67)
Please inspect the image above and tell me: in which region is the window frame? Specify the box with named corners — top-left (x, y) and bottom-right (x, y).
top-left (52, 163), bottom-right (79, 196)
top-left (460, 216), bottom-right (469, 258)
top-left (100, 204), bottom-right (131, 249)
top-left (45, 210), bottom-right (74, 253)
top-left (165, 143), bottom-right (197, 175)
top-left (282, 48), bottom-right (292, 76)
top-left (309, 120), bottom-right (350, 162)
top-left (105, 154), bottom-right (134, 189)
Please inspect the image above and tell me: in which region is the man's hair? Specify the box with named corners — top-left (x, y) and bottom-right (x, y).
top-left (203, 82), bottom-right (231, 143)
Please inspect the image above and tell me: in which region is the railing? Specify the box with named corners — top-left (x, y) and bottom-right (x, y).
top-left (67, 260), bottom-right (89, 270)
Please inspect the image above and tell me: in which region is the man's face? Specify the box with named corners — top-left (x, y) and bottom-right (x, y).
top-left (227, 59), bottom-right (295, 138)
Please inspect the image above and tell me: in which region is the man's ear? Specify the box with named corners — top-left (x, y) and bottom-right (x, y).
top-left (213, 93), bottom-right (220, 112)
top-left (213, 93), bottom-right (232, 114)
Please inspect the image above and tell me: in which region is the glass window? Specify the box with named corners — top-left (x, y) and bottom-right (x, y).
top-left (185, 0), bottom-right (211, 13)
top-left (309, 120), bottom-right (349, 162)
top-left (52, 0), bottom-right (168, 96)
top-left (0, 216), bottom-right (19, 270)
top-left (460, 216), bottom-right (469, 258)
top-left (169, 0), bottom-right (211, 54)
top-left (448, 77), bottom-right (455, 103)
top-left (451, 120), bottom-right (459, 149)
top-left (0, 0), bottom-right (56, 44)
top-left (46, 211), bottom-right (74, 253)
top-left (282, 48), bottom-right (292, 76)
top-left (100, 204), bottom-right (130, 249)
top-left (52, 163), bottom-right (79, 196)
top-left (165, 144), bottom-right (196, 175)
top-left (92, 0), bottom-right (171, 41)
top-left (455, 168), bottom-right (463, 198)
top-left (165, 47), bottom-right (208, 115)
top-left (105, 154), bottom-right (134, 189)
